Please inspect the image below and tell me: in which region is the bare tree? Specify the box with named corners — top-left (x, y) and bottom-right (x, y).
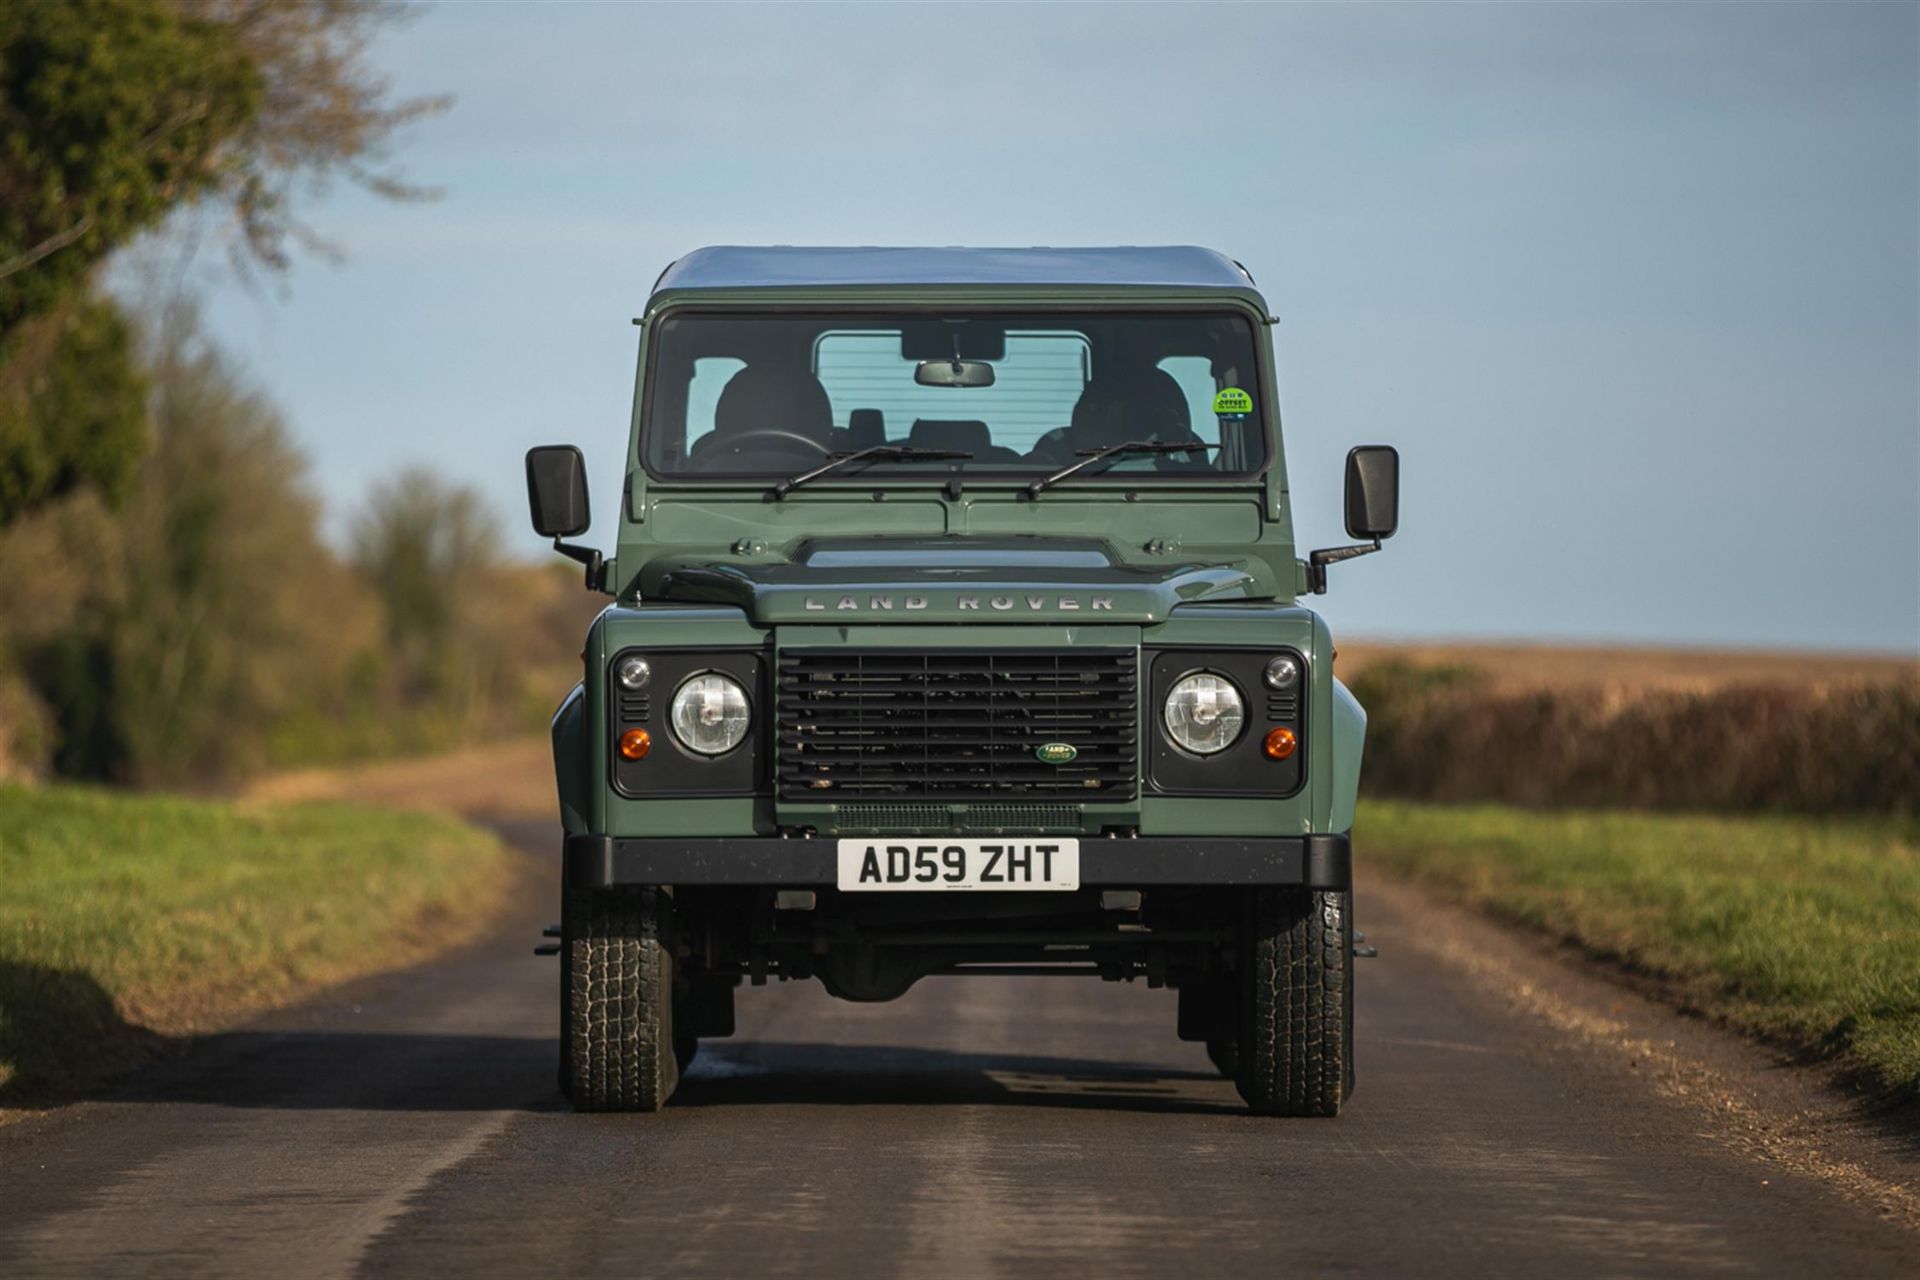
top-left (176, 0), bottom-right (449, 275)
top-left (1, 0), bottom-right (447, 331)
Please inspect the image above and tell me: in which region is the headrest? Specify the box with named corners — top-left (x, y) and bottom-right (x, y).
top-left (1069, 368), bottom-right (1194, 446)
top-left (1134, 367), bottom-right (1192, 433)
top-left (713, 365), bottom-right (834, 440)
top-left (908, 419), bottom-right (994, 454)
top-left (847, 408), bottom-right (886, 449)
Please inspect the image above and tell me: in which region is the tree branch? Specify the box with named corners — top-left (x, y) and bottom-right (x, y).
top-left (0, 216), bottom-right (98, 282)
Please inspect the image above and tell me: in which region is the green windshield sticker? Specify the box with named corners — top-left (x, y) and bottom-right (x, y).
top-left (1212, 387), bottom-right (1253, 415)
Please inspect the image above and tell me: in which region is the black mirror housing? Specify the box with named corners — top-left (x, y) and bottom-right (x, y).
top-left (1344, 445), bottom-right (1399, 540)
top-left (901, 320), bottom-right (1006, 361)
top-left (526, 445), bottom-right (591, 538)
top-left (525, 445), bottom-right (606, 592)
top-left (1305, 444), bottom-right (1399, 595)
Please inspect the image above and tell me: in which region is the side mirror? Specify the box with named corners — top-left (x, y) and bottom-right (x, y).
top-left (1344, 445), bottom-right (1399, 540)
top-left (525, 445), bottom-right (605, 591)
top-left (1306, 444), bottom-right (1400, 594)
top-left (526, 445), bottom-right (590, 538)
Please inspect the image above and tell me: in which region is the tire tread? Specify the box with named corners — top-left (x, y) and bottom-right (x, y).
top-left (564, 886), bottom-right (677, 1112)
top-left (1238, 887), bottom-right (1353, 1117)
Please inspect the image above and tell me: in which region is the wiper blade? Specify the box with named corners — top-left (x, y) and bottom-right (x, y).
top-left (771, 445), bottom-right (973, 499)
top-left (1024, 440), bottom-right (1219, 499)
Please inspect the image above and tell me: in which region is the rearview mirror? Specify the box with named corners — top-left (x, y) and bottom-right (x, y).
top-left (1344, 445), bottom-right (1399, 540)
top-left (914, 359), bottom-right (995, 388)
top-left (526, 445), bottom-right (590, 538)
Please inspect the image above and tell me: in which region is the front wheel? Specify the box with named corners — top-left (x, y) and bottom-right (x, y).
top-left (562, 886), bottom-right (679, 1112)
top-left (1236, 887), bottom-right (1355, 1117)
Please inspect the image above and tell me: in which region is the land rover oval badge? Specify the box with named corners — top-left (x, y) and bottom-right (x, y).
top-left (1035, 742), bottom-right (1078, 765)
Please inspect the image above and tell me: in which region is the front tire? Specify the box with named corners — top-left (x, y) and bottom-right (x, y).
top-left (563, 886), bottom-right (679, 1112)
top-left (1236, 887), bottom-right (1354, 1117)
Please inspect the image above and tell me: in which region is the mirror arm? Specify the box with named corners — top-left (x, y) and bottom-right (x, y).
top-left (551, 536), bottom-right (607, 592)
top-left (1304, 539), bottom-right (1381, 595)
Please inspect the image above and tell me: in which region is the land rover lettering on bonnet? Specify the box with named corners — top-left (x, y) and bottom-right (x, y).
top-left (527, 245), bottom-right (1398, 1115)
top-left (801, 593), bottom-right (1115, 612)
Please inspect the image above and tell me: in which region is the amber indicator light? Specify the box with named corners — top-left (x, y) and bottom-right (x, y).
top-left (1263, 727), bottom-right (1298, 760)
top-left (618, 727), bottom-right (652, 761)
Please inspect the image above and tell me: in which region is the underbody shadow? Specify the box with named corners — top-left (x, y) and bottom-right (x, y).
top-left (674, 1041), bottom-right (1241, 1115)
top-left (17, 1024), bottom-right (1236, 1116)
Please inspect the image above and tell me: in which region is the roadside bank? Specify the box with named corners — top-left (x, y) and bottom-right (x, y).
top-left (0, 768), bottom-right (532, 1110)
top-left (1362, 799), bottom-right (1920, 1103)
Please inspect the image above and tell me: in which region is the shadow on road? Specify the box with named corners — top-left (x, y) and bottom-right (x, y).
top-left (678, 1041), bottom-right (1241, 1115)
top-left (54, 1031), bottom-right (1238, 1117)
top-left (101, 1030), bottom-right (563, 1114)
top-left (0, 962), bottom-right (174, 1111)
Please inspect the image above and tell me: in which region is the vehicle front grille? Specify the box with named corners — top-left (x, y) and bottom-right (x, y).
top-left (777, 649), bottom-right (1137, 801)
top-left (829, 803), bottom-right (1086, 834)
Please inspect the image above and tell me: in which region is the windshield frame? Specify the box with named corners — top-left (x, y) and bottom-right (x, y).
top-left (632, 302), bottom-right (1275, 490)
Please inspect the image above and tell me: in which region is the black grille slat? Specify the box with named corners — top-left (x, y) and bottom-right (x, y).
top-left (832, 804), bottom-right (1086, 833)
top-left (783, 752), bottom-right (1136, 759)
top-left (777, 649), bottom-right (1137, 800)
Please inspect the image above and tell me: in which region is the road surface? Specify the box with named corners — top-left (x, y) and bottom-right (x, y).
top-left (2, 820), bottom-right (1914, 1277)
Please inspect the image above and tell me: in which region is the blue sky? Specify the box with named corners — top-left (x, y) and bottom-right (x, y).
top-left (173, 1), bottom-right (1917, 653)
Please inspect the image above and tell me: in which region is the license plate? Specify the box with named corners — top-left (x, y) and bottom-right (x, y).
top-left (836, 838), bottom-right (1080, 891)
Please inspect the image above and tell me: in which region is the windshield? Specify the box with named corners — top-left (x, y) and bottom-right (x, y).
top-left (641, 310), bottom-right (1267, 480)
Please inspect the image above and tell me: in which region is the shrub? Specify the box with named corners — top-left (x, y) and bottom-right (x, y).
top-left (1352, 661), bottom-right (1920, 815)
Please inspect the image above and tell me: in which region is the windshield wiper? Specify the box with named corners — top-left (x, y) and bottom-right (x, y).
top-left (771, 445), bottom-right (974, 499)
top-left (1023, 441), bottom-right (1219, 499)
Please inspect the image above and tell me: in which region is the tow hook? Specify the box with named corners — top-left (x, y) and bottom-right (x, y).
top-left (1353, 929), bottom-right (1378, 959)
top-left (534, 923), bottom-right (561, 957)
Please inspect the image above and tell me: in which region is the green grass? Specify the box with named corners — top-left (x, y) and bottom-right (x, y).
top-left (1361, 800), bottom-right (1920, 1098)
top-left (0, 783), bottom-right (508, 1101)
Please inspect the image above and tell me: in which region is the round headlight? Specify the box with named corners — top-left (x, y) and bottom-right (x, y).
top-left (615, 655), bottom-right (652, 690)
top-left (1263, 654), bottom-right (1301, 691)
top-left (1163, 673), bottom-right (1246, 755)
top-left (670, 673), bottom-right (750, 756)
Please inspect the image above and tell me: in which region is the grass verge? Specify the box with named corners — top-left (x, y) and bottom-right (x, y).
top-left (1361, 801), bottom-right (1920, 1100)
top-left (0, 782), bottom-right (510, 1104)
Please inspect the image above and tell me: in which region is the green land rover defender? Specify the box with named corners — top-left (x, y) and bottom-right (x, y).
top-left (527, 246), bottom-right (1398, 1115)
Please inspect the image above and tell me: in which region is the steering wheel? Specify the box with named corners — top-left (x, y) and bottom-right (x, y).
top-left (689, 428), bottom-right (834, 467)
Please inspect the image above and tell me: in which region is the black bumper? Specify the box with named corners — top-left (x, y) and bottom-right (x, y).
top-left (564, 834), bottom-right (1350, 891)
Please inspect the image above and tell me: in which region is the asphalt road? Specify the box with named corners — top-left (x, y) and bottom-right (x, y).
top-left (3, 820), bottom-right (1914, 1278)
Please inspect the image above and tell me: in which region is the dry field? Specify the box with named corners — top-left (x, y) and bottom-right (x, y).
top-left (1343, 639), bottom-right (1918, 815)
top-left (1338, 639), bottom-right (1918, 693)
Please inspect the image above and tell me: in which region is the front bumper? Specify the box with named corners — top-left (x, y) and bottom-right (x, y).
top-left (564, 833), bottom-right (1351, 891)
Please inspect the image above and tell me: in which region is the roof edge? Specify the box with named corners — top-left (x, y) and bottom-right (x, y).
top-left (648, 245), bottom-right (1263, 299)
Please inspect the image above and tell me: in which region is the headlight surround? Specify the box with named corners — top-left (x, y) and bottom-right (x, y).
top-left (1162, 672), bottom-right (1246, 755)
top-left (669, 672), bottom-right (751, 756)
